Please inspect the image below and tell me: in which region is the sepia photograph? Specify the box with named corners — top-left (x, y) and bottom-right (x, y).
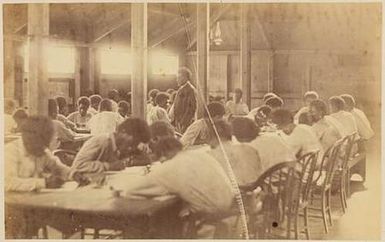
top-left (1, 1), bottom-right (383, 240)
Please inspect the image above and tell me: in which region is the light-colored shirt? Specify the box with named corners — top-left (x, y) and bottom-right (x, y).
top-left (311, 118), bottom-right (342, 151)
top-left (125, 149), bottom-right (234, 214)
top-left (248, 132), bottom-right (296, 172)
top-left (111, 100), bottom-right (119, 112)
top-left (5, 139), bottom-right (72, 192)
top-left (294, 106), bottom-right (309, 124)
top-left (280, 124), bottom-right (322, 158)
top-left (71, 133), bottom-right (120, 174)
top-left (88, 111), bottom-right (124, 136)
top-left (147, 106), bottom-right (170, 125)
top-left (324, 115), bottom-right (346, 137)
top-left (88, 107), bottom-right (98, 115)
top-left (4, 114), bottom-right (16, 135)
top-left (329, 111), bottom-right (358, 137)
top-left (57, 114), bottom-right (76, 130)
top-left (208, 143), bottom-right (263, 186)
top-left (351, 108), bottom-right (374, 140)
top-left (225, 100), bottom-right (249, 116)
top-left (180, 119), bottom-right (211, 148)
top-left (50, 120), bottom-right (77, 150)
top-left (67, 111), bottom-right (93, 128)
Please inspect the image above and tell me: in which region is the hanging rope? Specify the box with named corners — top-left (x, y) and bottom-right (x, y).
top-left (178, 3), bottom-right (250, 239)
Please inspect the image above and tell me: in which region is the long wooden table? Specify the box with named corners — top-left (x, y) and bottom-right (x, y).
top-left (5, 172), bottom-right (181, 239)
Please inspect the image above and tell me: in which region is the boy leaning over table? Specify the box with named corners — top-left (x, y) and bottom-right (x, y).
top-left (5, 115), bottom-right (90, 192)
top-left (71, 117), bottom-right (152, 175)
top-left (120, 122), bottom-right (236, 238)
top-left (4, 116), bottom-right (89, 239)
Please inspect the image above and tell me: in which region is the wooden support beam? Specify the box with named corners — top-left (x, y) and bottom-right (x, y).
top-left (268, 52), bottom-right (274, 92)
top-left (196, 3), bottom-right (209, 118)
top-left (149, 18), bottom-right (195, 49)
top-left (149, 6), bottom-right (179, 17)
top-left (74, 48), bottom-right (82, 101)
top-left (13, 23), bottom-right (27, 34)
top-left (93, 20), bottom-right (130, 43)
top-left (4, 38), bottom-right (16, 99)
top-left (131, 3), bottom-right (148, 119)
top-left (186, 4), bottom-right (232, 51)
top-left (27, 3), bottom-right (49, 115)
top-left (240, 4), bottom-right (251, 108)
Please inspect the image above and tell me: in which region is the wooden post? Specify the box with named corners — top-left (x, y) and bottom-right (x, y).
top-left (88, 48), bottom-right (96, 93)
top-left (196, 3), bottom-right (209, 118)
top-left (4, 38), bottom-right (15, 100)
top-left (240, 4), bottom-right (251, 108)
top-left (268, 51), bottom-right (274, 92)
top-left (27, 3), bottom-right (49, 115)
top-left (74, 47), bottom-right (81, 99)
top-left (131, 3), bottom-right (147, 119)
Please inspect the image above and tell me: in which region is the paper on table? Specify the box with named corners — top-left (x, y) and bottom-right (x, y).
top-left (40, 181), bottom-right (79, 193)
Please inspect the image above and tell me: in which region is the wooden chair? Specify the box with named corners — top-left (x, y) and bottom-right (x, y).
top-left (294, 151), bottom-right (320, 239)
top-left (335, 132), bottom-right (357, 213)
top-left (245, 161), bottom-right (301, 239)
top-left (309, 139), bottom-right (344, 233)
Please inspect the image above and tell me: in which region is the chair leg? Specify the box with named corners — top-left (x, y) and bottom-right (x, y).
top-left (42, 226), bottom-right (48, 239)
top-left (321, 191), bottom-right (329, 234)
top-left (339, 177), bottom-right (346, 214)
top-left (294, 212), bottom-right (299, 239)
top-left (303, 207), bottom-right (310, 240)
top-left (346, 169), bottom-right (351, 198)
top-left (286, 214), bottom-right (292, 239)
top-left (326, 190), bottom-right (333, 226)
top-left (80, 228), bottom-right (85, 239)
top-left (93, 229), bottom-right (99, 239)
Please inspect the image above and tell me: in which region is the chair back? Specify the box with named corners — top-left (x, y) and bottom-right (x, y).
top-left (253, 161), bottom-right (301, 239)
top-left (322, 139), bottom-right (344, 188)
top-left (297, 151), bottom-right (319, 203)
top-left (340, 132), bottom-right (358, 170)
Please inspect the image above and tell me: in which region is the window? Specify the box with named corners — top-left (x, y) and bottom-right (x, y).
top-left (101, 49), bottom-right (131, 75)
top-left (24, 44), bottom-right (75, 74)
top-left (151, 54), bottom-right (178, 75)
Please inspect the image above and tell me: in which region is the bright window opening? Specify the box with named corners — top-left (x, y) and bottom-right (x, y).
top-left (101, 49), bottom-right (131, 75)
top-left (151, 54), bottom-right (179, 75)
top-left (24, 44), bottom-right (75, 74)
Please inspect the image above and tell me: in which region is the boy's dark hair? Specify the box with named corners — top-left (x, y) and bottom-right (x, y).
top-left (77, 96), bottom-right (90, 107)
top-left (155, 92), bottom-right (169, 106)
top-left (90, 94), bottom-right (102, 106)
top-left (55, 96), bottom-right (67, 111)
top-left (99, 98), bottom-right (113, 112)
top-left (340, 94), bottom-right (356, 108)
top-left (117, 118), bottom-right (151, 145)
top-left (271, 109), bottom-right (294, 126)
top-left (150, 121), bottom-right (175, 139)
top-left (204, 101), bottom-right (225, 119)
top-left (310, 99), bottom-right (328, 117)
top-left (48, 99), bottom-right (58, 118)
top-left (265, 96), bottom-right (284, 108)
top-left (21, 115), bottom-right (54, 157)
top-left (208, 119), bottom-right (232, 142)
top-left (232, 117), bottom-right (260, 142)
top-left (13, 108), bottom-right (28, 122)
top-left (329, 96), bottom-right (345, 111)
top-left (263, 92), bottom-right (277, 103)
top-left (148, 89), bottom-right (160, 100)
top-left (304, 91), bottom-right (319, 100)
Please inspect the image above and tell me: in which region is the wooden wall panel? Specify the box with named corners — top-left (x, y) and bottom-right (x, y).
top-left (208, 55), bottom-right (227, 97)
